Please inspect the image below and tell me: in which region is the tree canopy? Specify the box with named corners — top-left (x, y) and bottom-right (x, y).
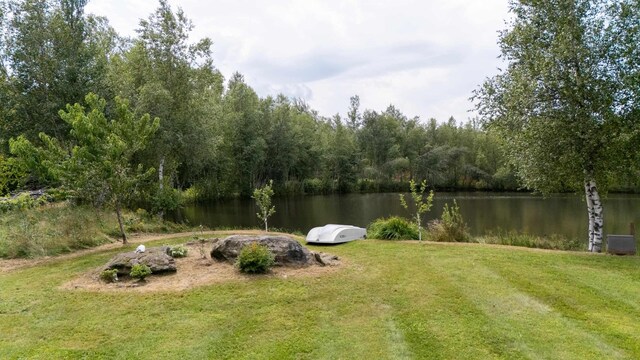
top-left (474, 0), bottom-right (640, 251)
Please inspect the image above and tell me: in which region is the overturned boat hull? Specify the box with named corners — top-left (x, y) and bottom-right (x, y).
top-left (306, 224), bottom-right (366, 244)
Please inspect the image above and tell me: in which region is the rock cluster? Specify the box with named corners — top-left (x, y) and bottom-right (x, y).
top-left (210, 235), bottom-right (339, 267)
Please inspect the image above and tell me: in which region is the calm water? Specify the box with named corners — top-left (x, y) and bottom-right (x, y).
top-left (172, 192), bottom-right (640, 240)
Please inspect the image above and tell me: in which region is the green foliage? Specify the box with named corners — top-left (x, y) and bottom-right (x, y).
top-left (252, 180), bottom-right (276, 232)
top-left (0, 192), bottom-right (48, 213)
top-left (129, 263), bottom-right (152, 280)
top-left (399, 179), bottom-right (434, 241)
top-left (0, 0), bottom-right (116, 155)
top-left (236, 243), bottom-right (275, 274)
top-left (11, 93), bottom-right (159, 243)
top-left (367, 216), bottom-right (419, 240)
top-left (100, 269), bottom-right (118, 283)
top-left (151, 186), bottom-right (183, 214)
top-left (169, 245), bottom-right (188, 258)
top-left (0, 155), bottom-right (27, 196)
top-left (427, 200), bottom-right (471, 243)
top-left (474, 0), bottom-right (639, 195)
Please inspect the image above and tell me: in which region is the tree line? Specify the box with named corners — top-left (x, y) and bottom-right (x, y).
top-left (0, 0), bottom-right (522, 203)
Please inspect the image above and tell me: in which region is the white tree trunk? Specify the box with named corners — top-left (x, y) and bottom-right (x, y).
top-left (158, 157), bottom-right (165, 219)
top-left (584, 179), bottom-right (603, 252)
top-left (159, 157), bottom-right (165, 190)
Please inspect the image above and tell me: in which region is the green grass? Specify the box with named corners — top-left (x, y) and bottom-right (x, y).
top-left (477, 230), bottom-right (585, 251)
top-left (2, 236), bottom-right (640, 359)
top-left (0, 204), bottom-right (188, 258)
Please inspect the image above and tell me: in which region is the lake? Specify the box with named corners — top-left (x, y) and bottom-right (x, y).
top-left (172, 192), bottom-right (640, 240)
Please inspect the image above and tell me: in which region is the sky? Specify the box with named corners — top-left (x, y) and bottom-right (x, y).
top-left (85, 0), bottom-right (510, 123)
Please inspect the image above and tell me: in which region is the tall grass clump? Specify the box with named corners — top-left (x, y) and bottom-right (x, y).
top-left (368, 216), bottom-right (419, 240)
top-left (427, 200), bottom-right (471, 242)
top-left (0, 202), bottom-right (188, 259)
top-left (0, 204), bottom-right (111, 258)
top-left (477, 230), bottom-right (584, 251)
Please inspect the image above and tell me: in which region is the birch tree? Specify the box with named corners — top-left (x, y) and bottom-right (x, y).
top-left (400, 179), bottom-right (434, 241)
top-left (253, 180), bottom-right (275, 232)
top-left (474, 0), bottom-right (640, 252)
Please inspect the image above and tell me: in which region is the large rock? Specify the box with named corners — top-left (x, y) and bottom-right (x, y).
top-left (211, 235), bottom-right (319, 267)
top-left (104, 246), bottom-right (176, 275)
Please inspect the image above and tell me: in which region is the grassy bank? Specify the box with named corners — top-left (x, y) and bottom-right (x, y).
top-left (1, 234), bottom-right (640, 359)
top-left (0, 203), bottom-right (187, 258)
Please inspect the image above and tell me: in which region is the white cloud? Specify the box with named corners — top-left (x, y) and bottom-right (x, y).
top-left (86, 0), bottom-right (510, 122)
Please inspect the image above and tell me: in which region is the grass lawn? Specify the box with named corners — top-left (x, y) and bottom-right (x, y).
top-left (1, 235), bottom-right (640, 359)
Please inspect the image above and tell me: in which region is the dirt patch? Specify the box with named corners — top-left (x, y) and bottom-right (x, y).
top-left (0, 230), bottom-right (301, 273)
top-left (60, 240), bottom-right (342, 293)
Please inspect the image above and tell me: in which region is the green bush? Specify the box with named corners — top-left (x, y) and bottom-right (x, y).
top-left (100, 269), bottom-right (118, 283)
top-left (0, 155), bottom-right (27, 196)
top-left (427, 200), bottom-right (471, 242)
top-left (236, 243), bottom-right (275, 274)
top-left (0, 192), bottom-right (49, 213)
top-left (152, 187), bottom-right (184, 214)
top-left (169, 244), bottom-right (188, 258)
top-left (129, 263), bottom-right (152, 280)
top-left (367, 216), bottom-right (419, 240)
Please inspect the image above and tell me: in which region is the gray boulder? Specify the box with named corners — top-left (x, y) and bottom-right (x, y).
top-left (313, 252), bottom-right (340, 266)
top-left (104, 246), bottom-right (176, 276)
top-left (211, 235), bottom-right (320, 267)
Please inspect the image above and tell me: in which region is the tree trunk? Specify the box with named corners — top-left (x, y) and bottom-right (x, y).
top-left (584, 179), bottom-right (603, 252)
top-left (158, 157), bottom-right (165, 219)
top-left (417, 215), bottom-right (422, 241)
top-left (116, 202), bottom-right (127, 244)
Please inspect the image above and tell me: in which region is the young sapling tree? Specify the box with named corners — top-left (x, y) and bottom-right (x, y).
top-left (400, 179), bottom-right (434, 241)
top-left (253, 180), bottom-right (276, 232)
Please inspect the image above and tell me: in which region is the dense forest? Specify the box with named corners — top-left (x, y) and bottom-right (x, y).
top-left (2, 0), bottom-right (636, 212)
top-left (0, 0), bottom-right (521, 202)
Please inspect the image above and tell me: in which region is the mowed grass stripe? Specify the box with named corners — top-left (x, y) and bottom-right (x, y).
top-left (442, 257), bottom-right (626, 359)
top-left (488, 253), bottom-right (640, 357)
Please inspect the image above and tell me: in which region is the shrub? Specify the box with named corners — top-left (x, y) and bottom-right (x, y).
top-left (427, 200), bottom-right (471, 242)
top-left (100, 269), bottom-right (118, 283)
top-left (169, 244), bottom-right (188, 258)
top-left (0, 192), bottom-right (49, 213)
top-left (367, 216), bottom-right (419, 240)
top-left (129, 263), bottom-right (152, 280)
top-left (236, 243), bottom-right (275, 274)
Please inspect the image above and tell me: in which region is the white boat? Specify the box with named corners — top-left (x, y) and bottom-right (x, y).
top-left (305, 224), bottom-right (367, 244)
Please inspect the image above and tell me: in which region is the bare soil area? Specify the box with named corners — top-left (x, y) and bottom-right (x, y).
top-left (0, 230), bottom-right (298, 273)
top-left (60, 239), bottom-right (342, 293)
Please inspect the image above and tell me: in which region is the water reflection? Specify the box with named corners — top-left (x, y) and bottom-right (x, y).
top-left (172, 192), bottom-right (640, 240)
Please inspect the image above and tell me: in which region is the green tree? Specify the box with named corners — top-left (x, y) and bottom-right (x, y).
top-left (221, 72), bottom-right (266, 196)
top-left (324, 115), bottom-right (358, 192)
top-left (252, 180), bottom-right (276, 232)
top-left (1, 0), bottom-right (114, 146)
top-left (474, 0), bottom-right (640, 252)
top-left (10, 93), bottom-right (159, 243)
top-left (400, 179), bottom-right (434, 241)
top-left (113, 0), bottom-right (223, 194)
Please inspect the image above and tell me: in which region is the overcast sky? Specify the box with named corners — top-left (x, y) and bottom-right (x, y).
top-left (86, 0), bottom-right (510, 123)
